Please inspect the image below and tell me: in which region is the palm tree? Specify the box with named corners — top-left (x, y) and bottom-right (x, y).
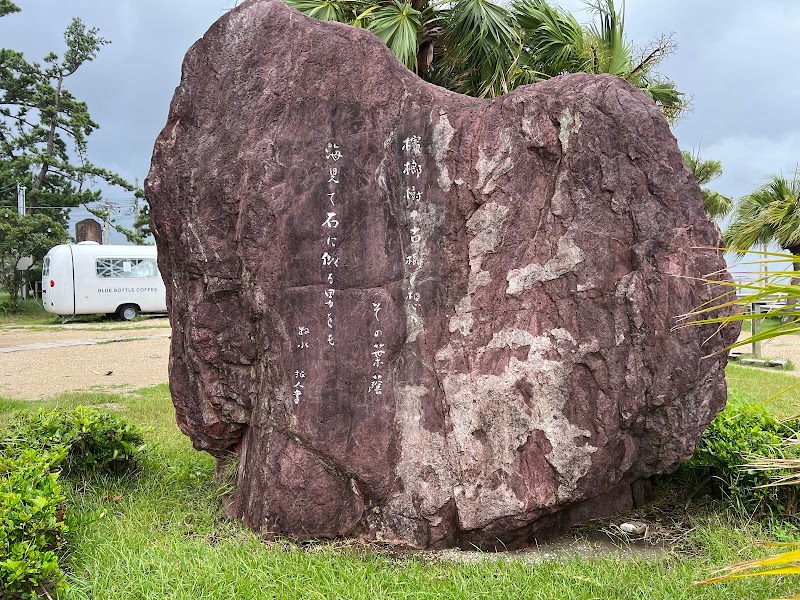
top-left (432, 0), bottom-right (521, 98)
top-left (281, 0), bottom-right (685, 117)
top-left (725, 174), bottom-right (800, 312)
top-left (512, 0), bottom-right (683, 120)
top-left (282, 0), bottom-right (522, 97)
top-left (682, 150), bottom-right (732, 219)
top-left (726, 175), bottom-right (800, 258)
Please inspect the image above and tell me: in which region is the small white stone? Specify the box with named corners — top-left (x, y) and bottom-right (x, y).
top-left (619, 522), bottom-right (646, 535)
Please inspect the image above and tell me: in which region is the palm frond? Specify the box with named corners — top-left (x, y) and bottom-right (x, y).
top-left (352, 4), bottom-right (380, 27)
top-left (727, 175), bottom-right (800, 254)
top-left (682, 150), bottom-right (723, 186)
top-left (439, 0), bottom-right (520, 97)
top-left (697, 546), bottom-right (800, 589)
top-left (513, 0), bottom-right (587, 77)
top-left (674, 250), bottom-right (800, 353)
top-left (366, 0), bottom-right (422, 71)
top-left (283, 0), bottom-right (357, 22)
top-left (639, 80), bottom-right (683, 115)
top-left (585, 0), bottom-right (632, 76)
top-left (726, 193), bottom-right (781, 254)
top-left (286, 0), bottom-right (684, 117)
top-left (682, 150), bottom-right (730, 218)
top-left (702, 190), bottom-right (733, 219)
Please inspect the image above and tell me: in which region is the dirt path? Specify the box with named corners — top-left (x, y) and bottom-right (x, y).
top-left (736, 331), bottom-right (800, 374)
top-left (2, 316), bottom-right (798, 401)
top-left (0, 318), bottom-right (171, 400)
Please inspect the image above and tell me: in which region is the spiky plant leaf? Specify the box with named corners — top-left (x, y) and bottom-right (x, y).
top-left (437, 0), bottom-right (520, 97)
top-left (682, 150), bottom-right (731, 218)
top-left (283, 0), bottom-right (356, 22)
top-left (585, 0), bottom-right (631, 75)
top-left (727, 175), bottom-right (800, 254)
top-left (514, 0), bottom-right (587, 76)
top-left (697, 546), bottom-right (800, 593)
top-left (366, 0), bottom-right (422, 71)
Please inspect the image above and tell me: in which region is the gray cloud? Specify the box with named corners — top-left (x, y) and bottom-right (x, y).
top-left (2, 0), bottom-right (799, 243)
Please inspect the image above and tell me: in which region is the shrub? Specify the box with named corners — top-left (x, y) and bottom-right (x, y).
top-left (678, 395), bottom-right (800, 518)
top-left (0, 407), bottom-right (144, 598)
top-left (0, 406), bottom-right (145, 477)
top-left (0, 447), bottom-right (69, 599)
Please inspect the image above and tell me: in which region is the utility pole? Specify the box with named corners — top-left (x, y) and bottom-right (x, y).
top-left (751, 242), bottom-right (769, 358)
top-left (16, 183), bottom-right (28, 300)
top-left (16, 182), bottom-right (25, 215)
top-left (133, 177), bottom-right (142, 239)
top-left (103, 201), bottom-right (111, 245)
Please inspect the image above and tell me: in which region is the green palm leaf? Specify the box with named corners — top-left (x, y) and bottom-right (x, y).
top-left (682, 150), bottom-right (722, 185)
top-left (701, 190), bottom-right (733, 220)
top-left (698, 544), bottom-right (800, 595)
top-left (283, 0), bottom-right (684, 118)
top-left (585, 0), bottom-right (631, 76)
top-left (725, 199), bottom-right (777, 254)
top-left (682, 150), bottom-right (731, 219)
top-left (366, 0), bottom-right (422, 71)
top-left (439, 0), bottom-right (520, 97)
top-left (642, 80), bottom-right (683, 118)
top-left (283, 0), bottom-right (356, 23)
top-left (727, 175), bottom-right (800, 254)
top-left (514, 0), bottom-right (587, 76)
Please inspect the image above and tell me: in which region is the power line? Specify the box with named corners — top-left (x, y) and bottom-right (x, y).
top-left (0, 203), bottom-right (135, 210)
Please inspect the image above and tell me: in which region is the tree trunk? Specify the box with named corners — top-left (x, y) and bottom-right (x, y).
top-left (30, 72), bottom-right (63, 210)
top-left (9, 270), bottom-right (21, 312)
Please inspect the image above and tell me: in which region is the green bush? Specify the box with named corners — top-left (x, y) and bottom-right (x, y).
top-left (0, 447), bottom-right (69, 599)
top-left (0, 406), bottom-right (145, 477)
top-left (0, 407), bottom-right (145, 598)
top-left (677, 395), bottom-right (800, 518)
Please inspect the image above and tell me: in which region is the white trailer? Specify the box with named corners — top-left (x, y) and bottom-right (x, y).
top-left (41, 242), bottom-right (167, 320)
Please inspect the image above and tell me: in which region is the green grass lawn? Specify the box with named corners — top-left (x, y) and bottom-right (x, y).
top-left (0, 293), bottom-right (160, 327)
top-left (726, 363), bottom-right (800, 419)
top-left (0, 295), bottom-right (57, 325)
top-left (740, 316), bottom-right (800, 336)
top-left (2, 372), bottom-right (799, 599)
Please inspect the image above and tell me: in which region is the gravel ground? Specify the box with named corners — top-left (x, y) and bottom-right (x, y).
top-left (1, 317), bottom-right (798, 401)
top-left (736, 331), bottom-right (800, 372)
top-left (0, 317), bottom-right (171, 400)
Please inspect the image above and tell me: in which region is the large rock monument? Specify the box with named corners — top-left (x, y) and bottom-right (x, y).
top-left (146, 0), bottom-right (738, 548)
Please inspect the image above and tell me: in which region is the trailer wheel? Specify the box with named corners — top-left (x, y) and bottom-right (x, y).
top-left (117, 304), bottom-right (139, 321)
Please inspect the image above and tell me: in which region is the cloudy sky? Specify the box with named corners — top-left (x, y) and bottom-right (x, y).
top-left (2, 0), bottom-right (799, 252)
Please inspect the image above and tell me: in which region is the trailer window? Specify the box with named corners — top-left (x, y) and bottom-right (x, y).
top-left (96, 257), bottom-right (159, 279)
top-left (43, 257), bottom-right (50, 277)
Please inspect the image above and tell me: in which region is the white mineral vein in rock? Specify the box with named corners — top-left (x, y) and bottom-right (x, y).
top-left (378, 384), bottom-right (456, 543)
top-left (506, 231), bottom-right (585, 296)
top-left (475, 131), bottom-right (513, 195)
top-left (448, 296), bottom-right (473, 337)
top-left (558, 108), bottom-right (582, 153)
top-left (431, 112), bottom-right (455, 192)
top-left (448, 202), bottom-right (510, 337)
top-left (439, 327), bottom-right (596, 528)
top-left (467, 202), bottom-right (509, 294)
